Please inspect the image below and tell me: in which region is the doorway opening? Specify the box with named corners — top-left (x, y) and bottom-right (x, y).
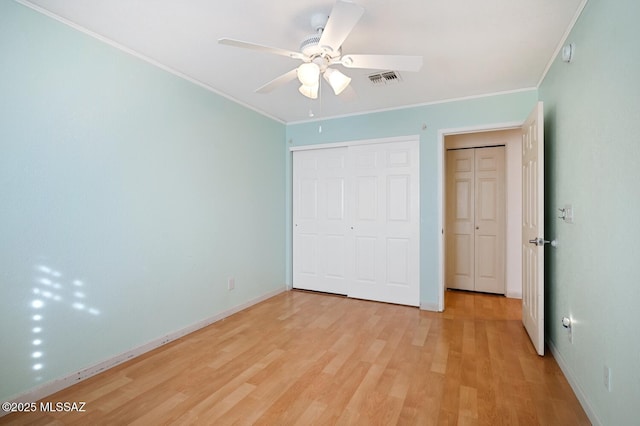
top-left (438, 125), bottom-right (523, 311)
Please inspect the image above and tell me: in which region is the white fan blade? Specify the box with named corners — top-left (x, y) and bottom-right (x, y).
top-left (256, 68), bottom-right (299, 93)
top-left (319, 0), bottom-right (364, 53)
top-left (218, 38), bottom-right (305, 60)
top-left (341, 54), bottom-right (423, 72)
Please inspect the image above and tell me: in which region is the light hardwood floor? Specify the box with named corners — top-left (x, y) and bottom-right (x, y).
top-left (2, 290), bottom-right (590, 425)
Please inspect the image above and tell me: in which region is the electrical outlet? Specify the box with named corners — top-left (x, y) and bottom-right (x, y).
top-left (227, 277), bottom-right (235, 291)
top-left (604, 365), bottom-right (612, 392)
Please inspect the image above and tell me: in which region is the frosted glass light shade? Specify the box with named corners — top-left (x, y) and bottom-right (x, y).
top-left (323, 68), bottom-right (351, 95)
top-left (297, 63), bottom-right (320, 86)
top-left (298, 83), bottom-right (319, 99)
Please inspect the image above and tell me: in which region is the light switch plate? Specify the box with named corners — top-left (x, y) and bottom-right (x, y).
top-left (563, 204), bottom-right (574, 224)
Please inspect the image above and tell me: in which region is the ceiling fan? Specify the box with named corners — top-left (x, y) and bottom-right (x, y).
top-left (218, 0), bottom-right (423, 99)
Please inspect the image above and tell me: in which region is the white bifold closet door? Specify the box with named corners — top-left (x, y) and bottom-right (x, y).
top-left (293, 147), bottom-right (350, 295)
top-left (445, 146), bottom-right (505, 294)
top-left (293, 140), bottom-right (420, 306)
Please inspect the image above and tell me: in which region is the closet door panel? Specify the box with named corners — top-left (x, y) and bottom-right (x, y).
top-left (349, 141), bottom-right (419, 306)
top-left (293, 148), bottom-right (349, 294)
top-left (474, 147), bottom-right (505, 294)
top-left (293, 139), bottom-right (420, 306)
top-left (446, 149), bottom-right (475, 291)
top-left (445, 146), bottom-right (505, 294)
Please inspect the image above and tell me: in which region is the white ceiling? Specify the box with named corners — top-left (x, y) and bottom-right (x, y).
top-left (21, 0), bottom-right (585, 123)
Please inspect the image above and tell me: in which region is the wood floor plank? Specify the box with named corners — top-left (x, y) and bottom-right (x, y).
top-left (0, 290), bottom-right (591, 425)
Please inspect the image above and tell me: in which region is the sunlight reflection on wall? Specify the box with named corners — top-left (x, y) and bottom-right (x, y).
top-left (30, 264), bottom-right (102, 381)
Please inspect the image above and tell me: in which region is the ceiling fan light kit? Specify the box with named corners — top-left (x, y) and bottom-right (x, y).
top-left (298, 83), bottom-right (319, 99)
top-left (297, 62), bottom-right (320, 86)
top-left (323, 67), bottom-right (351, 95)
top-left (218, 0), bottom-right (422, 100)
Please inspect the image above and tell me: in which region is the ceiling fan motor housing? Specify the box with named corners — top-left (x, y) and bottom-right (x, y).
top-left (300, 34), bottom-right (322, 55)
top-left (300, 34), bottom-right (341, 60)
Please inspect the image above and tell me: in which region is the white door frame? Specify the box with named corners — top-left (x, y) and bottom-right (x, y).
top-left (437, 122), bottom-right (523, 311)
top-left (290, 135), bottom-right (418, 152)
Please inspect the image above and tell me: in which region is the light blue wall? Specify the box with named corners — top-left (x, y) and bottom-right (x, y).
top-left (539, 1), bottom-right (640, 424)
top-left (7, 1), bottom-right (634, 422)
top-left (0, 2), bottom-right (285, 401)
top-left (285, 90), bottom-right (538, 307)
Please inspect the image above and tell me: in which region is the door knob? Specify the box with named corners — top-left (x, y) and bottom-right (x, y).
top-left (528, 237), bottom-right (558, 247)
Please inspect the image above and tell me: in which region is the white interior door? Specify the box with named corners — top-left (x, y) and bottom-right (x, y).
top-left (522, 101), bottom-right (545, 356)
top-left (348, 141), bottom-right (420, 306)
top-left (293, 139), bottom-right (420, 306)
top-left (446, 149), bottom-right (475, 291)
top-left (474, 147), bottom-right (505, 294)
top-left (293, 148), bottom-right (349, 295)
top-left (445, 147), bottom-right (505, 294)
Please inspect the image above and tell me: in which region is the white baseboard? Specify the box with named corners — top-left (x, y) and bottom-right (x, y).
top-left (506, 290), bottom-right (522, 299)
top-left (547, 338), bottom-right (601, 426)
top-left (2, 286), bottom-right (286, 414)
top-left (420, 301), bottom-right (441, 312)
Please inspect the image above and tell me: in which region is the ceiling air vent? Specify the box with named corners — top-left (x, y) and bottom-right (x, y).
top-left (368, 71), bottom-right (402, 86)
